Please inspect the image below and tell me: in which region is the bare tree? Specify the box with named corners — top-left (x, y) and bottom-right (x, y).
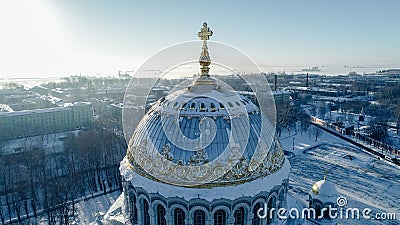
top-left (310, 126), bottom-right (322, 141)
top-left (367, 118), bottom-right (389, 144)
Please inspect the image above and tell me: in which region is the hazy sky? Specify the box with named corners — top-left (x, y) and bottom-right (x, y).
top-left (0, 0), bottom-right (399, 78)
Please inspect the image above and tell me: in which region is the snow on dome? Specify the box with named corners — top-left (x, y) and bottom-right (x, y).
top-left (0, 104), bottom-right (13, 112)
top-left (311, 178), bottom-right (338, 203)
top-left (120, 156), bottom-right (290, 201)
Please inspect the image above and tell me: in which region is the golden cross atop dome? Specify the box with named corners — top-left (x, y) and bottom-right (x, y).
top-left (196, 22), bottom-right (213, 80)
top-left (198, 22), bottom-right (213, 41)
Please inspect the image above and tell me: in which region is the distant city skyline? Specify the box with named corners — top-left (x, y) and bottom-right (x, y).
top-left (0, 0), bottom-right (399, 78)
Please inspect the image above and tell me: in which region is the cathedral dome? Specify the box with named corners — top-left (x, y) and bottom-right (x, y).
top-left (103, 22), bottom-right (290, 225)
top-left (126, 75), bottom-right (285, 187)
top-left (124, 22), bottom-right (286, 188)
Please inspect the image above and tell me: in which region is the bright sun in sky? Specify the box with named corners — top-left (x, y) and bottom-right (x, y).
top-left (0, 0), bottom-right (135, 78)
top-left (0, 1), bottom-right (67, 77)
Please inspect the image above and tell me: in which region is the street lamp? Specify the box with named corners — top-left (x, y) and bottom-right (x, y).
top-left (292, 137), bottom-right (295, 151)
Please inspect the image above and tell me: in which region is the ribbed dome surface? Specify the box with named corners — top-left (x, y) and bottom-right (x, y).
top-left (133, 92), bottom-right (263, 165)
top-left (126, 78), bottom-right (285, 187)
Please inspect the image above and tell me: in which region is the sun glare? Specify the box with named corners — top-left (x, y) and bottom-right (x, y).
top-left (0, 0), bottom-right (67, 77)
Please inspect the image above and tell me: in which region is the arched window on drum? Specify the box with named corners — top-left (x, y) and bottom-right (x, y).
top-left (234, 207), bottom-right (245, 225)
top-left (193, 210), bottom-right (206, 225)
top-left (157, 204), bottom-right (166, 225)
top-left (174, 208), bottom-right (186, 225)
top-left (214, 209), bottom-right (226, 225)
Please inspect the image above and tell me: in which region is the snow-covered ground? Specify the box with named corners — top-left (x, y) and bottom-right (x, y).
top-left (1, 130), bottom-right (80, 155)
top-left (323, 111), bottom-right (373, 125)
top-left (75, 191), bottom-right (121, 225)
top-left (280, 128), bottom-right (400, 225)
top-left (279, 126), bottom-right (345, 156)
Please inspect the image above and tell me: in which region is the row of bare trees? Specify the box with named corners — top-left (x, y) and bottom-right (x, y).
top-left (0, 121), bottom-right (126, 224)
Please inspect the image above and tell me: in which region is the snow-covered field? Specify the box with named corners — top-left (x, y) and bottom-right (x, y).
top-left (75, 191), bottom-right (121, 225)
top-left (1, 130), bottom-right (80, 155)
top-left (280, 128), bottom-right (400, 225)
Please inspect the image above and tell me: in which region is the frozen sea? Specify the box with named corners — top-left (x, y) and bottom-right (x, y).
top-left (1, 63), bottom-right (400, 89)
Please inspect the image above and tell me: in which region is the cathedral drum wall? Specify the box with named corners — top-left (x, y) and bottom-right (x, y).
top-left (115, 156), bottom-right (290, 225)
